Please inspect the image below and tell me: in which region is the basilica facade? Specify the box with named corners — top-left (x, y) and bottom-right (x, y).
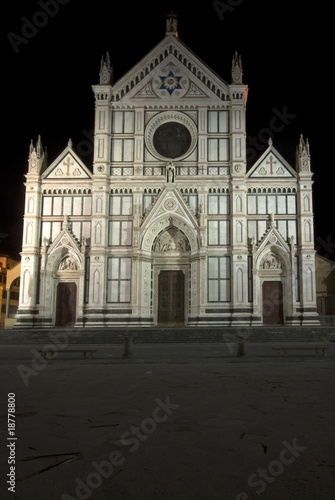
top-left (15, 15), bottom-right (319, 328)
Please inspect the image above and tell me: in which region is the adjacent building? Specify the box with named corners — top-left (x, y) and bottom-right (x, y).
top-left (0, 255), bottom-right (20, 329)
top-left (315, 255), bottom-right (335, 324)
top-left (15, 14), bottom-right (320, 329)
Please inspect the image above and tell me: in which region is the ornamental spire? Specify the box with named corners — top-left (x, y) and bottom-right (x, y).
top-left (27, 135), bottom-right (47, 174)
top-left (99, 51), bottom-right (113, 85)
top-left (231, 52), bottom-right (243, 84)
top-left (296, 134), bottom-right (311, 173)
top-left (298, 134), bottom-right (310, 156)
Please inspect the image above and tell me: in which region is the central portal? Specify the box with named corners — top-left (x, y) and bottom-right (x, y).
top-left (158, 270), bottom-right (185, 325)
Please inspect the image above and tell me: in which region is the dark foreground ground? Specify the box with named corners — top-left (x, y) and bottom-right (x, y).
top-left (0, 331), bottom-right (334, 500)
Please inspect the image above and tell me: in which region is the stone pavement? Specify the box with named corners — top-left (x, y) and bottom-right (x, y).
top-left (0, 337), bottom-right (334, 500)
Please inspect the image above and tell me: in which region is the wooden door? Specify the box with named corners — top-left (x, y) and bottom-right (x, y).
top-left (158, 271), bottom-right (185, 325)
top-left (262, 281), bottom-right (284, 325)
top-left (55, 282), bottom-right (77, 327)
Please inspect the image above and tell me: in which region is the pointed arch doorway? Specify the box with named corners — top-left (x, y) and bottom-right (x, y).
top-left (151, 222), bottom-right (192, 327)
top-left (157, 270), bottom-right (185, 326)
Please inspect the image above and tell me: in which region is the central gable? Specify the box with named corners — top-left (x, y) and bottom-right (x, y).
top-left (112, 35), bottom-right (230, 104)
top-left (131, 55), bottom-right (218, 101)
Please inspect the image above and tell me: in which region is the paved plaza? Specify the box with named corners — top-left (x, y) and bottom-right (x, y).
top-left (0, 336), bottom-right (334, 500)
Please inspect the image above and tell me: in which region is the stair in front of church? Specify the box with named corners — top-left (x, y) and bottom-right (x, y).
top-left (1, 326), bottom-right (334, 344)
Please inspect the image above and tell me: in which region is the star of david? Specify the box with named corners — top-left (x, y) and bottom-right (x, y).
top-left (159, 71), bottom-right (182, 95)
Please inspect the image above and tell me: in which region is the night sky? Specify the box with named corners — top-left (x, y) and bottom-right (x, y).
top-left (2, 0), bottom-right (333, 261)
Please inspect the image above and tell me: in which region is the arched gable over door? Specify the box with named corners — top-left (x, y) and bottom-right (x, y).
top-left (54, 253), bottom-right (80, 327)
top-left (150, 220), bottom-right (194, 326)
top-left (259, 251), bottom-right (286, 325)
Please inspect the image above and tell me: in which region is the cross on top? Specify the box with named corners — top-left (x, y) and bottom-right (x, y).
top-left (266, 155), bottom-right (277, 174)
top-left (63, 156), bottom-right (74, 175)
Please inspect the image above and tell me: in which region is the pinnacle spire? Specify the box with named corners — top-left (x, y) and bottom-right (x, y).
top-left (298, 134), bottom-right (310, 155)
top-left (36, 135), bottom-right (43, 157)
top-left (231, 52), bottom-right (243, 84)
top-left (27, 136), bottom-right (47, 174)
top-left (296, 134), bottom-right (311, 173)
top-left (99, 52), bottom-right (113, 85)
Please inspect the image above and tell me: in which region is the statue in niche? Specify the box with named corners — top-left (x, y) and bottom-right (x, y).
top-left (167, 162), bottom-right (175, 183)
top-left (269, 213), bottom-right (275, 227)
top-left (288, 236), bottom-right (295, 248)
top-left (59, 256), bottom-right (77, 271)
top-left (42, 237), bottom-right (50, 251)
top-left (166, 11), bottom-right (177, 32)
top-left (262, 254), bottom-right (281, 270)
top-left (155, 228), bottom-right (189, 252)
top-left (156, 234), bottom-right (176, 251)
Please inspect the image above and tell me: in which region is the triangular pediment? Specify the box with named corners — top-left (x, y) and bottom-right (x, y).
top-left (112, 35), bottom-right (230, 104)
top-left (247, 143), bottom-right (296, 178)
top-left (257, 221), bottom-right (291, 255)
top-left (42, 143), bottom-right (92, 180)
top-left (254, 221), bottom-right (293, 272)
top-left (130, 57), bottom-right (214, 101)
top-left (48, 223), bottom-right (81, 256)
top-left (141, 185), bottom-right (199, 229)
top-left (44, 223), bottom-right (83, 273)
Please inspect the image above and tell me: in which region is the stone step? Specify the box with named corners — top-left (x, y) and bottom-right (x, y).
top-left (0, 326), bottom-right (334, 345)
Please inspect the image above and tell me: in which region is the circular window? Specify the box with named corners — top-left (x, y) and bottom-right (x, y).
top-left (153, 122), bottom-right (191, 159)
top-left (146, 112), bottom-right (197, 161)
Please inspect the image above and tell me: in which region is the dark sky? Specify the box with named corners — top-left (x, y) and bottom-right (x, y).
top-left (2, 0), bottom-right (334, 261)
